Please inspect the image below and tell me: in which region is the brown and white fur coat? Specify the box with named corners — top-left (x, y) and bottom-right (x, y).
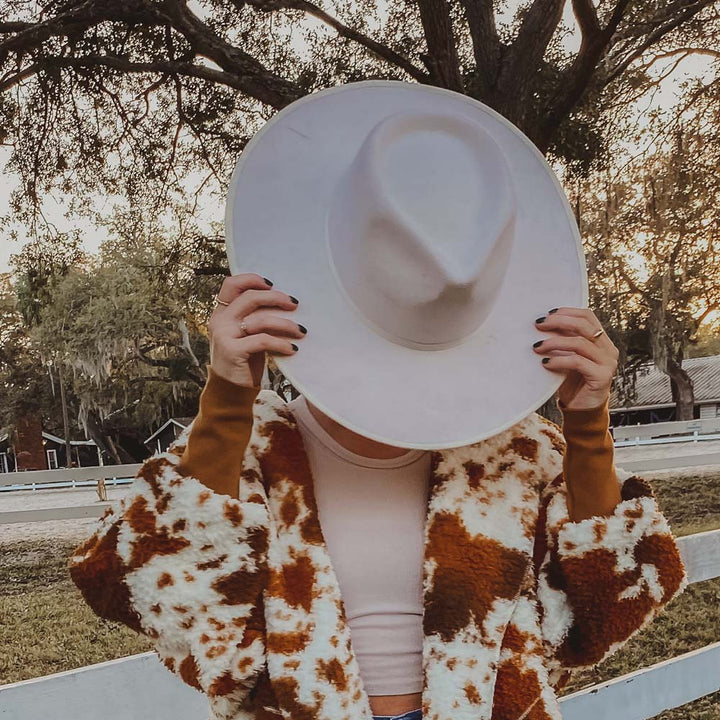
top-left (69, 389), bottom-right (688, 720)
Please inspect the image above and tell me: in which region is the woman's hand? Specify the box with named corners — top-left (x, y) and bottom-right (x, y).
top-left (532, 307), bottom-right (619, 411)
top-left (208, 273), bottom-right (307, 388)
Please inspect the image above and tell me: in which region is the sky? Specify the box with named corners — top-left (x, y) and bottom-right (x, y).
top-left (0, 153), bottom-right (110, 273)
top-left (0, 4), bottom-right (716, 275)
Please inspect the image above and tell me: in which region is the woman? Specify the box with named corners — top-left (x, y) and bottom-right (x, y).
top-left (191, 272), bottom-right (625, 719)
top-left (69, 269), bottom-right (686, 720)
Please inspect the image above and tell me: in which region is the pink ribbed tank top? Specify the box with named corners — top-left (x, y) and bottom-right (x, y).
top-left (286, 394), bottom-right (432, 696)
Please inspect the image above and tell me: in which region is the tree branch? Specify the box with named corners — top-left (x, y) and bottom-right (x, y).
top-left (246, 0), bottom-right (428, 82)
top-left (696, 303), bottom-right (718, 326)
top-left (0, 62), bottom-right (41, 92)
top-left (193, 265), bottom-right (230, 275)
top-left (536, 0), bottom-right (632, 149)
top-left (0, 0), bottom-right (304, 109)
top-left (415, 0), bottom-right (464, 91)
top-left (0, 21), bottom-right (34, 33)
top-left (572, 0), bottom-right (601, 39)
top-left (458, 0), bottom-right (500, 96)
top-left (0, 54), bottom-right (292, 100)
top-left (0, 1), bottom-right (105, 59)
top-left (605, 1), bottom-right (719, 86)
top-left (157, 0), bottom-right (303, 108)
top-left (494, 0), bottom-right (565, 123)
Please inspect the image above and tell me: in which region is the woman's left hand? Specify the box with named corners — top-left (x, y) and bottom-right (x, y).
top-left (533, 307), bottom-right (619, 411)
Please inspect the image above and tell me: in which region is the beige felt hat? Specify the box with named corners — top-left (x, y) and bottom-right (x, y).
top-left (225, 80), bottom-right (588, 449)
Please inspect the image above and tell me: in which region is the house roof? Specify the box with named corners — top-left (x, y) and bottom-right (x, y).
top-left (610, 354), bottom-right (720, 410)
top-left (42, 432), bottom-right (96, 446)
top-left (144, 417), bottom-right (196, 445)
top-left (1, 431), bottom-right (95, 447)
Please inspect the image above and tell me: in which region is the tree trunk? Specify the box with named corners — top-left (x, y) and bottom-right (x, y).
top-left (106, 433), bottom-right (136, 465)
top-left (84, 409), bottom-right (123, 465)
top-left (667, 360), bottom-right (695, 421)
top-left (538, 394), bottom-right (562, 426)
top-left (57, 363), bottom-right (73, 468)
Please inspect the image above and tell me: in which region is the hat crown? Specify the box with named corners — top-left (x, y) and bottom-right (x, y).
top-left (327, 111), bottom-right (516, 349)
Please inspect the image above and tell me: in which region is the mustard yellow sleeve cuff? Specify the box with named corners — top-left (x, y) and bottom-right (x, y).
top-left (557, 396), bottom-right (620, 521)
top-left (202, 364), bottom-right (261, 421)
top-left (558, 395), bottom-right (612, 442)
top-left (176, 364), bottom-right (260, 497)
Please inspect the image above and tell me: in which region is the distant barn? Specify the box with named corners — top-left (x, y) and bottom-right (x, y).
top-left (611, 355), bottom-right (720, 426)
top-left (143, 417), bottom-right (195, 454)
top-left (0, 431), bottom-right (100, 473)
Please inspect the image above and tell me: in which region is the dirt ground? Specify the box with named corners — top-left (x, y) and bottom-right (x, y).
top-left (0, 484), bottom-right (130, 543)
top-left (615, 438), bottom-right (720, 466)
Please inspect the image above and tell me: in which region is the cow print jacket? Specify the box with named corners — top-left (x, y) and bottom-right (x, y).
top-left (69, 389), bottom-right (688, 720)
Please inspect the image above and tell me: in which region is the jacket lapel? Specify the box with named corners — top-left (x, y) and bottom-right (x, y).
top-left (252, 390), bottom-right (542, 720)
top-left (253, 391), bottom-right (374, 720)
top-left (422, 429), bottom-right (541, 720)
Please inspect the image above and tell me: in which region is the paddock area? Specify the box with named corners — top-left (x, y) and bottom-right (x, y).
top-left (1, 451), bottom-right (719, 719)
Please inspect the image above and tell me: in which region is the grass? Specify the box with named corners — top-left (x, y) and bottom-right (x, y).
top-left (0, 537), bottom-right (152, 685)
top-left (647, 470), bottom-right (720, 538)
top-left (558, 470), bottom-right (720, 718)
top-left (0, 471), bottom-right (718, 718)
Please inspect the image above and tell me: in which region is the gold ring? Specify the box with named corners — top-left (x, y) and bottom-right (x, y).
top-left (215, 293), bottom-right (230, 307)
top-left (591, 328), bottom-right (605, 341)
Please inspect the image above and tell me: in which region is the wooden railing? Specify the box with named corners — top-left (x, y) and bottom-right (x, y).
top-left (1, 463), bottom-right (719, 719)
top-left (0, 525), bottom-right (717, 719)
top-left (613, 417), bottom-right (720, 446)
top-left (0, 464), bottom-right (142, 488)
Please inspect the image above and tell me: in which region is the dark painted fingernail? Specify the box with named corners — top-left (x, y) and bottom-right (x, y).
top-left (548, 308), bottom-right (558, 314)
top-left (536, 316), bottom-right (546, 324)
top-left (297, 324), bottom-right (307, 334)
top-left (289, 295), bottom-right (299, 304)
top-left (291, 343), bottom-right (299, 351)
top-left (263, 277), bottom-right (273, 286)
top-left (533, 340), bottom-right (543, 348)
top-left (542, 357), bottom-right (550, 364)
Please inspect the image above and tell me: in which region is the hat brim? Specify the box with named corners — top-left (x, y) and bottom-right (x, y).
top-left (226, 81), bottom-right (588, 449)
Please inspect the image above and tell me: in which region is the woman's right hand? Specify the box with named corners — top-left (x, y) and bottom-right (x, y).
top-left (208, 273), bottom-right (306, 388)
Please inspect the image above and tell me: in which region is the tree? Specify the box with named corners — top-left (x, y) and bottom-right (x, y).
top-left (1, 235), bottom-right (90, 458)
top-left (0, 273), bottom-right (58, 434)
top-left (0, 0), bottom-right (718, 229)
top-left (3, 0), bottom-right (719, 428)
top-left (6, 213), bottom-right (221, 461)
top-left (579, 88), bottom-right (720, 419)
top-left (687, 321), bottom-right (720, 357)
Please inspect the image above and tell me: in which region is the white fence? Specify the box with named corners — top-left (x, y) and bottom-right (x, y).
top-left (0, 465), bottom-right (142, 525)
top-left (611, 417), bottom-right (720, 472)
top-left (0, 529), bottom-right (716, 719)
top-left (2, 440), bottom-right (718, 527)
top-left (0, 464), bottom-right (141, 491)
top-left (0, 526), bottom-right (717, 718)
top-left (617, 451), bottom-right (720, 473)
top-left (3, 641), bottom-right (717, 720)
top-left (614, 417), bottom-right (720, 446)
top-left (1, 462), bottom-right (719, 719)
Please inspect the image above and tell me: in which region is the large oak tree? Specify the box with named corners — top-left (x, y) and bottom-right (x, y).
top-left (1, 0), bottom-right (718, 222)
top-left (2, 0), bottom-right (718, 433)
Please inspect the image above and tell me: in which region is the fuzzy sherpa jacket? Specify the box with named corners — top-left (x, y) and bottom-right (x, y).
top-left (68, 389), bottom-right (688, 720)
